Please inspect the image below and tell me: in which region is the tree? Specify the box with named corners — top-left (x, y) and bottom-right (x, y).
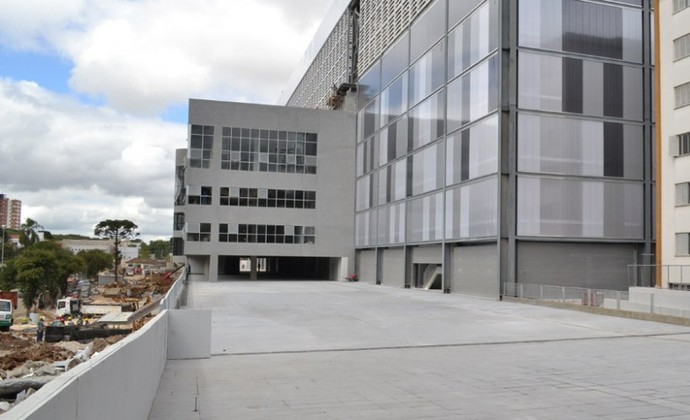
top-left (19, 218), bottom-right (44, 247)
top-left (148, 239), bottom-right (172, 260)
top-left (93, 219), bottom-right (139, 283)
top-left (76, 249), bottom-right (113, 279)
top-left (2, 242), bottom-right (82, 313)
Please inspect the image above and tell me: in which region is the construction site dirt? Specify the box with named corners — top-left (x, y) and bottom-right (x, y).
top-left (0, 268), bottom-right (178, 414)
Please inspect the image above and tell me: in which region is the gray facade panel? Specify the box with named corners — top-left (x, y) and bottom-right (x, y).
top-left (451, 244), bottom-right (499, 298)
top-left (381, 247), bottom-right (405, 287)
top-left (411, 244), bottom-right (442, 263)
top-left (516, 242), bottom-right (636, 290)
top-left (358, 249), bottom-right (377, 284)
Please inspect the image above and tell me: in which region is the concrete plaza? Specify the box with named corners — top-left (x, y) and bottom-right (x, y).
top-left (149, 280), bottom-right (690, 419)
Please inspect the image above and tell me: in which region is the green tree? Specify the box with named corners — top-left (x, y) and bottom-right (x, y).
top-left (3, 242), bottom-right (82, 313)
top-left (19, 218), bottom-right (44, 247)
top-left (76, 249), bottom-right (113, 279)
top-left (148, 239), bottom-right (172, 260)
top-left (93, 219), bottom-right (139, 283)
top-left (139, 241), bottom-right (151, 259)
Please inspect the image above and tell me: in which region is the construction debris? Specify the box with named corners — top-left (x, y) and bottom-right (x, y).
top-left (0, 265), bottom-right (180, 414)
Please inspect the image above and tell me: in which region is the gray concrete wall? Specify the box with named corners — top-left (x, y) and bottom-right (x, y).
top-left (168, 309), bottom-right (212, 360)
top-left (381, 247), bottom-right (405, 288)
top-left (8, 311), bottom-right (169, 420)
top-left (451, 244), bottom-right (499, 298)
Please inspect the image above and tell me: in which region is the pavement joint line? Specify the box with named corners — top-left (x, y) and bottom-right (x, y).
top-left (211, 331), bottom-right (690, 357)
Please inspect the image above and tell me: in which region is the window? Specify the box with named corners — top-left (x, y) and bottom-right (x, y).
top-left (189, 125), bottom-right (213, 168)
top-left (676, 233), bottom-right (690, 255)
top-left (186, 223), bottom-right (211, 242)
top-left (174, 213), bottom-right (185, 231)
top-left (678, 133), bottom-right (690, 157)
top-left (221, 126), bottom-right (317, 174)
top-left (187, 186), bottom-right (212, 205)
top-left (676, 183), bottom-right (690, 206)
top-left (676, 82), bottom-right (690, 108)
top-left (675, 34), bottom-right (690, 60)
top-left (218, 224), bottom-right (315, 244)
top-left (675, 0), bottom-right (690, 13)
top-left (219, 187), bottom-right (315, 209)
top-left (172, 238), bottom-right (184, 256)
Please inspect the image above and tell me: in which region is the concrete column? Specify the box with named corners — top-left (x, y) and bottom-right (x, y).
top-left (209, 253), bottom-right (219, 282)
top-left (250, 256), bottom-right (257, 280)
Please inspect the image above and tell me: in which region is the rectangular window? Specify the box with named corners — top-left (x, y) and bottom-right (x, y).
top-left (675, 0), bottom-right (690, 13)
top-left (173, 213), bottom-right (185, 231)
top-left (676, 183), bottom-right (690, 206)
top-left (675, 33), bottom-right (690, 60)
top-left (676, 233), bottom-right (690, 256)
top-left (678, 132), bottom-right (690, 156)
top-left (218, 224), bottom-right (314, 244)
top-left (221, 126), bottom-right (317, 174)
top-left (189, 125), bottom-right (213, 168)
top-left (676, 82), bottom-right (690, 108)
top-left (172, 238), bottom-right (184, 256)
top-left (187, 185), bottom-right (212, 205)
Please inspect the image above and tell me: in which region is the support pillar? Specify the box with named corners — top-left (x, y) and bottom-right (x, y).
top-left (250, 256), bottom-right (257, 280)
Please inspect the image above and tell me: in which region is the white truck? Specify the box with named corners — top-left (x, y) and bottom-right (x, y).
top-left (0, 299), bottom-right (13, 331)
top-left (56, 298), bottom-right (124, 317)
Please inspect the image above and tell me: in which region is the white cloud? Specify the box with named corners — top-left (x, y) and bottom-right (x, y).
top-left (0, 78), bottom-right (186, 241)
top-left (0, 0), bottom-right (336, 242)
top-left (0, 0), bottom-right (334, 114)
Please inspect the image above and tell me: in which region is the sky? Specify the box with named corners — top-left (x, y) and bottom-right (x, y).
top-left (0, 0), bottom-right (335, 242)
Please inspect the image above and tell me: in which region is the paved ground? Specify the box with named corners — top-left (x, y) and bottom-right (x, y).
top-left (149, 280), bottom-right (690, 419)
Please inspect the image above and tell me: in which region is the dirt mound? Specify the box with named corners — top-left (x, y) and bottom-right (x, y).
top-left (0, 343), bottom-right (73, 371)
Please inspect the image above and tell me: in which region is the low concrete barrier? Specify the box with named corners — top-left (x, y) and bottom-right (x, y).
top-left (3, 269), bottom-right (210, 420)
top-left (5, 310), bottom-right (168, 420)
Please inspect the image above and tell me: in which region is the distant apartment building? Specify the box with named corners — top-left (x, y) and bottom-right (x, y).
top-left (62, 239), bottom-right (140, 261)
top-left (172, 100), bottom-right (355, 281)
top-left (658, 0), bottom-right (690, 287)
top-left (0, 194), bottom-right (21, 230)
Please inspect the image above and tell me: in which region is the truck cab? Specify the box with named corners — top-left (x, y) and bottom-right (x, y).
top-left (0, 299), bottom-right (14, 331)
top-left (56, 297), bottom-right (82, 317)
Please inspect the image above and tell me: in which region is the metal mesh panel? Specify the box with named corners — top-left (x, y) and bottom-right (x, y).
top-left (286, 13), bottom-right (353, 109)
top-left (358, 0), bottom-right (434, 76)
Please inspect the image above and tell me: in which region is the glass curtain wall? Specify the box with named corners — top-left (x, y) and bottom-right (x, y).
top-left (355, 0), bottom-right (499, 247)
top-left (516, 0), bottom-right (646, 240)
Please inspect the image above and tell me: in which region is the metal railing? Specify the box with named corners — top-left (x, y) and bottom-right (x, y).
top-left (503, 283), bottom-right (628, 309)
top-left (627, 264), bottom-right (690, 288)
top-left (503, 282), bottom-right (690, 319)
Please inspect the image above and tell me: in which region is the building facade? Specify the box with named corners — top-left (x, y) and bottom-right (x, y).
top-left (282, 0), bottom-right (655, 296)
top-left (173, 100), bottom-right (355, 281)
top-left (659, 0), bottom-right (690, 287)
top-left (0, 194), bottom-right (21, 230)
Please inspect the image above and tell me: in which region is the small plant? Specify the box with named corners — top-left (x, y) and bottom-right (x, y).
top-left (345, 274), bottom-right (359, 282)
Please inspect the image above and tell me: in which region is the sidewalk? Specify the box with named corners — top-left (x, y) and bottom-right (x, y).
top-left (149, 280), bottom-right (690, 419)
